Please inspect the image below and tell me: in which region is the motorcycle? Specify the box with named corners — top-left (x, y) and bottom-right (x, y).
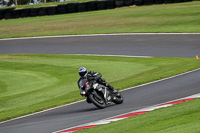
top-left (79, 78), bottom-right (123, 109)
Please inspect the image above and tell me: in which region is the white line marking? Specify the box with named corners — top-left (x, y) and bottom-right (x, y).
top-left (122, 68), bottom-right (200, 91)
top-left (73, 54), bottom-right (152, 58)
top-left (0, 99), bottom-right (85, 124)
top-left (0, 33), bottom-right (200, 41)
top-left (0, 33), bottom-right (199, 124)
top-left (53, 93), bottom-right (200, 133)
top-left (1, 67), bottom-right (200, 124)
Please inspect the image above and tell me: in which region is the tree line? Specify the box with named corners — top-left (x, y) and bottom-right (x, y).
top-left (0, 0), bottom-right (62, 7)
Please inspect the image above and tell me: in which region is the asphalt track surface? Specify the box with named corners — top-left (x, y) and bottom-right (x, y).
top-left (0, 34), bottom-right (200, 57)
top-left (0, 34), bottom-right (200, 133)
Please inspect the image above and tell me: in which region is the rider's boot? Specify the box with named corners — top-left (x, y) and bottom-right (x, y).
top-left (107, 83), bottom-right (119, 94)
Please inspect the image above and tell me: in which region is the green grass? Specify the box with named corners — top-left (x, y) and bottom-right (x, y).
top-left (0, 1), bottom-right (200, 39)
top-left (78, 98), bottom-right (200, 133)
top-left (0, 54), bottom-right (200, 121)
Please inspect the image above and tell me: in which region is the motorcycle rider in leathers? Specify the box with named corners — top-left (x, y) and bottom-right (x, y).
top-left (77, 67), bottom-right (118, 97)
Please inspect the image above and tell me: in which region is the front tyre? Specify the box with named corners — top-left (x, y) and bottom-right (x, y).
top-left (113, 92), bottom-right (124, 104)
top-left (89, 93), bottom-right (106, 109)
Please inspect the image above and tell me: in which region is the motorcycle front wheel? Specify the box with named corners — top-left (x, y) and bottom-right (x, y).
top-left (113, 92), bottom-right (124, 104)
top-left (88, 93), bottom-right (106, 109)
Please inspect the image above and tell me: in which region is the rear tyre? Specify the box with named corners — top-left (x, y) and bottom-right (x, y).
top-left (113, 92), bottom-right (124, 104)
top-left (89, 93), bottom-right (106, 109)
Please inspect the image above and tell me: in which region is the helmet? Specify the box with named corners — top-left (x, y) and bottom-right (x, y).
top-left (79, 67), bottom-right (88, 78)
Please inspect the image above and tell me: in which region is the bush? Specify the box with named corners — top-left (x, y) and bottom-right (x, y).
top-left (134, 0), bottom-right (144, 5)
top-left (4, 8), bottom-right (14, 19)
top-left (29, 8), bottom-right (39, 17)
top-left (96, 1), bottom-right (106, 10)
top-left (77, 3), bottom-right (87, 12)
top-left (67, 3), bottom-right (78, 13)
top-left (105, 0), bottom-right (116, 9)
top-left (115, 0), bottom-right (124, 7)
top-left (124, 0), bottom-right (134, 6)
top-left (0, 9), bottom-right (5, 20)
top-left (47, 6), bottom-right (57, 15)
top-left (57, 4), bottom-right (67, 14)
top-left (38, 7), bottom-right (48, 16)
top-left (21, 8), bottom-right (30, 18)
top-left (12, 9), bottom-right (22, 19)
top-left (86, 1), bottom-right (97, 11)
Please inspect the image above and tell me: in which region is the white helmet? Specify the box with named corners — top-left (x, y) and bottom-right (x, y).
top-left (78, 67), bottom-right (88, 78)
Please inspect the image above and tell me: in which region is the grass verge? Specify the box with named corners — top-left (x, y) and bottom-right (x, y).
top-left (0, 54), bottom-right (200, 121)
top-left (78, 98), bottom-right (200, 133)
top-left (0, 1), bottom-right (200, 39)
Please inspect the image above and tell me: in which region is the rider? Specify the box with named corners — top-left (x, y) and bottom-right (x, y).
top-left (77, 67), bottom-right (118, 95)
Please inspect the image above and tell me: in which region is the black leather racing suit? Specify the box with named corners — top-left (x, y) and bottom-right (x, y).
top-left (77, 71), bottom-right (117, 94)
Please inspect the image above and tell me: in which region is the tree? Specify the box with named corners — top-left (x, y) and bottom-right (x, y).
top-left (15, 0), bottom-right (17, 5)
top-left (7, 0), bottom-right (13, 6)
top-left (1, 0), bottom-right (8, 7)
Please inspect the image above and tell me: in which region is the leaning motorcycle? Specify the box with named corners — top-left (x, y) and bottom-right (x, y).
top-left (79, 78), bottom-right (123, 109)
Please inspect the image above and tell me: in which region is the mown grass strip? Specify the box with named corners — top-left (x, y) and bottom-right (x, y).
top-left (0, 1), bottom-right (200, 39)
top-left (78, 98), bottom-right (200, 133)
top-left (0, 54), bottom-right (200, 121)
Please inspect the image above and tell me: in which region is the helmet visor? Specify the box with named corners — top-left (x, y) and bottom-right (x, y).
top-left (79, 71), bottom-right (87, 77)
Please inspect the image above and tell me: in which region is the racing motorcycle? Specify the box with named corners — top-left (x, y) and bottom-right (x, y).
top-left (79, 78), bottom-right (123, 109)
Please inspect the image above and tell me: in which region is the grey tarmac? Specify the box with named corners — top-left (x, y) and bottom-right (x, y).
top-left (0, 34), bottom-right (200, 133)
